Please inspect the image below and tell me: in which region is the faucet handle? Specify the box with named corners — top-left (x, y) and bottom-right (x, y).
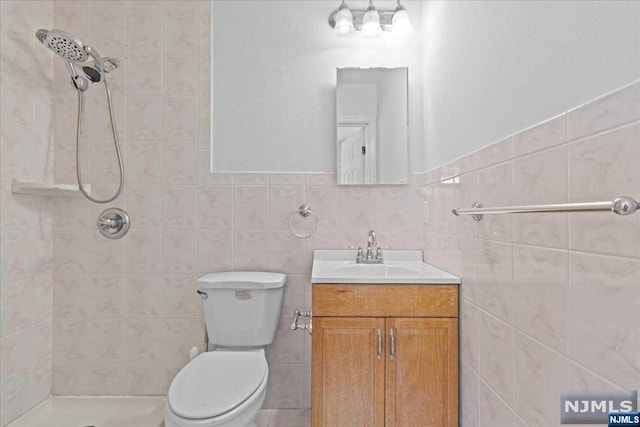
top-left (356, 247), bottom-right (364, 263)
top-left (375, 247), bottom-right (383, 259)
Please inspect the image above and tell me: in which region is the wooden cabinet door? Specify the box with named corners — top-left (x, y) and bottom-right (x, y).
top-left (312, 317), bottom-right (385, 427)
top-left (385, 318), bottom-right (458, 427)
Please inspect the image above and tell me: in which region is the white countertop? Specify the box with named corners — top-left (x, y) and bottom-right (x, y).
top-left (311, 250), bottom-right (461, 284)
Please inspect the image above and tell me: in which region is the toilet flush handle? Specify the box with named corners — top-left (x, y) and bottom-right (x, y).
top-left (196, 290), bottom-right (208, 300)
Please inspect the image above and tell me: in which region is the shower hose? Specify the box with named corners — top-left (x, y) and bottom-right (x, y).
top-left (75, 77), bottom-right (124, 203)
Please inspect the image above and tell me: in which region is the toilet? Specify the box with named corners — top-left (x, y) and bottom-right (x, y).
top-left (165, 271), bottom-right (286, 427)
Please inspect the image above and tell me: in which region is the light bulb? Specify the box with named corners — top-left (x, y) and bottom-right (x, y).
top-left (361, 1), bottom-right (382, 37)
top-left (392, 2), bottom-right (414, 36)
top-left (334, 1), bottom-right (355, 37)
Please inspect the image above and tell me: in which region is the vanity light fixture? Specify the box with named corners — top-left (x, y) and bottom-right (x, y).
top-left (333, 0), bottom-right (355, 36)
top-left (328, 0), bottom-right (413, 37)
top-left (391, 0), bottom-right (414, 35)
top-left (361, 1), bottom-right (382, 37)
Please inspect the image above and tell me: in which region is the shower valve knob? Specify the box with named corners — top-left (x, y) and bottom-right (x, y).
top-left (96, 208), bottom-right (130, 239)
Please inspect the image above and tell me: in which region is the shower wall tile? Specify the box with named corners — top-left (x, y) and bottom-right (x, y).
top-left (162, 1), bottom-right (197, 55)
top-left (513, 146), bottom-right (569, 249)
top-left (163, 54), bottom-right (198, 96)
top-left (197, 230), bottom-right (233, 274)
top-left (234, 172), bottom-right (270, 186)
top-left (568, 123), bottom-right (640, 258)
top-left (269, 186), bottom-right (305, 230)
top-left (124, 230), bottom-right (162, 274)
top-left (477, 163), bottom-right (512, 242)
top-left (162, 141), bottom-right (198, 185)
top-left (126, 96), bottom-right (163, 140)
top-left (568, 252), bottom-right (640, 389)
top-left (478, 312), bottom-right (514, 405)
top-left (161, 185), bottom-right (197, 229)
top-left (423, 80), bottom-right (640, 426)
top-left (478, 136), bottom-right (512, 169)
top-left (233, 186), bottom-right (269, 230)
top-left (126, 139), bottom-right (163, 184)
top-left (124, 275), bottom-right (162, 319)
top-left (569, 123), bottom-right (640, 202)
top-left (460, 299), bottom-right (478, 370)
top-left (460, 361), bottom-right (479, 427)
top-left (161, 229), bottom-right (197, 274)
top-left (513, 332), bottom-right (569, 427)
top-left (87, 139), bottom-right (126, 185)
top-left (568, 81), bottom-right (640, 140)
top-left (375, 187), bottom-right (411, 232)
top-left (0, 1), bottom-right (55, 423)
top-left (126, 5), bottom-right (161, 96)
top-left (125, 185), bottom-right (162, 229)
top-left (512, 113), bottom-right (567, 157)
top-left (304, 172), bottom-right (335, 186)
top-left (197, 186), bottom-right (233, 229)
top-left (512, 245), bottom-right (568, 352)
top-left (162, 96), bottom-right (198, 140)
top-left (270, 172), bottom-right (306, 186)
top-left (478, 381), bottom-right (515, 427)
top-left (232, 230), bottom-right (271, 272)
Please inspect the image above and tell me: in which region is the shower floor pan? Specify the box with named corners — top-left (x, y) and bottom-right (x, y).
top-left (7, 396), bottom-right (165, 427)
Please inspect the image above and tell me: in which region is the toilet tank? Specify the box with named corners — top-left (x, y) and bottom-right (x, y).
top-left (198, 272), bottom-right (286, 347)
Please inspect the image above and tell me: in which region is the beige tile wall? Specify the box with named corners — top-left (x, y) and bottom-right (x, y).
top-left (421, 81), bottom-right (640, 427)
top-left (41, 0), bottom-right (640, 422)
top-left (48, 0), bottom-right (424, 409)
top-left (0, 1), bottom-right (55, 425)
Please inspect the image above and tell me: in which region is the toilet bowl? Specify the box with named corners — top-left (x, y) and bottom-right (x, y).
top-left (164, 350), bottom-right (268, 427)
top-left (164, 272), bottom-right (286, 427)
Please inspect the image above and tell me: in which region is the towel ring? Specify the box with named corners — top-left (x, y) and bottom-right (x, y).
top-left (288, 204), bottom-right (319, 239)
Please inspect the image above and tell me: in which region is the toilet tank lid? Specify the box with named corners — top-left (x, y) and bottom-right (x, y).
top-left (198, 271), bottom-right (286, 289)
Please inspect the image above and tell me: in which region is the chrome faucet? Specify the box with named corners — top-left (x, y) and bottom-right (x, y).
top-left (356, 229), bottom-right (384, 264)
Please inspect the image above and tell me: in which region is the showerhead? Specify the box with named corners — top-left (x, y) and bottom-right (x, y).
top-left (35, 29), bottom-right (119, 91)
top-left (36, 29), bottom-right (88, 63)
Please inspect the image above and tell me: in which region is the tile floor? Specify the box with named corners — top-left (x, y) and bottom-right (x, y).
top-left (7, 397), bottom-right (310, 427)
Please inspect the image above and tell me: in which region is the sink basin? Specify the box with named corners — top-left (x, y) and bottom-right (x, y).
top-left (311, 250), bottom-right (460, 284)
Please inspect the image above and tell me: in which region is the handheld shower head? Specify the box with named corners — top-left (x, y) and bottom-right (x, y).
top-left (82, 45), bottom-right (104, 83)
top-left (35, 28), bottom-right (125, 206)
top-left (35, 29), bottom-right (117, 90)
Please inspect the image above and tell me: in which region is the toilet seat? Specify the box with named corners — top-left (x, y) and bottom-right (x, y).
top-left (168, 351), bottom-right (267, 420)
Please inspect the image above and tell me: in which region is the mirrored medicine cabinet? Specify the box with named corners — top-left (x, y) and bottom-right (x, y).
top-left (336, 67), bottom-right (408, 185)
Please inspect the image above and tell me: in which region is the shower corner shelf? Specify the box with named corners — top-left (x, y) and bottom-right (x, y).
top-left (11, 178), bottom-right (90, 197)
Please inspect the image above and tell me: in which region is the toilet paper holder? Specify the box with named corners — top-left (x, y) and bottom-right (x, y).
top-left (291, 310), bottom-right (312, 335)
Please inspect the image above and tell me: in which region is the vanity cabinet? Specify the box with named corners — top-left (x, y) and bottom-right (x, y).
top-left (311, 284), bottom-right (458, 427)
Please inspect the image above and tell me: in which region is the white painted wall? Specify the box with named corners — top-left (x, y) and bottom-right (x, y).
top-left (211, 0), bottom-right (424, 173)
top-left (421, 0), bottom-right (640, 170)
